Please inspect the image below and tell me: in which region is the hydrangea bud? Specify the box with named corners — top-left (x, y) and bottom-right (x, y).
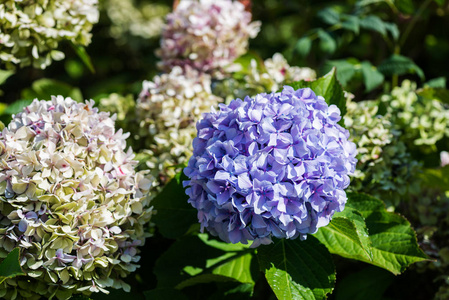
top-left (156, 0), bottom-right (261, 75)
top-left (184, 86), bottom-right (357, 247)
top-left (0, 96), bottom-right (153, 299)
top-left (136, 66), bottom-right (223, 187)
top-left (0, 0), bottom-right (99, 69)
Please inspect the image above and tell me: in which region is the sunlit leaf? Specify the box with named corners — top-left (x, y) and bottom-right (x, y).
top-left (258, 237), bottom-right (335, 300)
top-left (344, 193), bottom-right (429, 274)
top-left (290, 68), bottom-right (346, 118)
top-left (0, 70), bottom-right (14, 85)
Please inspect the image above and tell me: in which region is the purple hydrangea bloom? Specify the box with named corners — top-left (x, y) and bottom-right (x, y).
top-left (184, 86), bottom-right (357, 247)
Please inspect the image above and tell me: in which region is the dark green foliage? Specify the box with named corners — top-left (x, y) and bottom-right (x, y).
top-left (0, 248), bottom-right (25, 284)
top-left (151, 172), bottom-right (198, 239)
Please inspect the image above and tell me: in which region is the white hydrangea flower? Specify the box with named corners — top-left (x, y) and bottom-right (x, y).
top-left (213, 53), bottom-right (316, 101)
top-left (103, 0), bottom-right (169, 44)
top-left (440, 151), bottom-right (449, 167)
top-left (0, 96), bottom-right (154, 299)
top-left (264, 53), bottom-right (317, 86)
top-left (0, 0), bottom-right (99, 69)
top-left (156, 0), bottom-right (261, 75)
top-left (246, 53), bottom-right (316, 93)
top-left (136, 66), bottom-right (223, 186)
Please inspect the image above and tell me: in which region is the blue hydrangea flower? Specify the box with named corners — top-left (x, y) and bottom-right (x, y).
top-left (184, 86), bottom-right (357, 247)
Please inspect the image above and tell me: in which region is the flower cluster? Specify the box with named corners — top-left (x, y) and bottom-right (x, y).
top-left (98, 93), bottom-right (136, 129)
top-left (137, 66), bottom-right (223, 186)
top-left (381, 80), bottom-right (449, 151)
top-left (184, 86), bottom-right (357, 246)
top-left (0, 0), bottom-right (99, 69)
top-left (156, 0), bottom-right (261, 75)
top-left (213, 53), bottom-right (316, 102)
top-left (344, 98), bottom-right (421, 204)
top-left (245, 53), bottom-right (316, 94)
top-left (103, 0), bottom-right (169, 45)
top-left (0, 96), bottom-right (153, 299)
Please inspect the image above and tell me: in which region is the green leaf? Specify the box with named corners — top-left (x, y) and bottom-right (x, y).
top-left (335, 266), bottom-right (394, 300)
top-left (296, 37), bottom-right (312, 57)
top-left (70, 42), bottom-right (95, 74)
top-left (424, 77), bottom-right (446, 88)
top-left (434, 0), bottom-right (446, 6)
top-left (0, 99), bottom-right (33, 124)
top-left (151, 171), bottom-right (197, 239)
top-left (317, 30), bottom-right (337, 54)
top-left (0, 103), bottom-right (7, 116)
top-left (155, 234), bottom-right (255, 296)
top-left (154, 236), bottom-right (226, 288)
top-left (65, 59), bottom-right (85, 80)
top-left (144, 288), bottom-right (188, 300)
top-left (395, 0), bottom-right (415, 14)
top-left (418, 166), bottom-right (449, 191)
top-left (384, 22), bottom-right (400, 41)
top-left (318, 8), bottom-right (341, 25)
top-left (0, 69), bottom-right (14, 85)
top-left (361, 61), bottom-right (385, 91)
top-left (212, 254), bottom-right (254, 284)
top-left (417, 87), bottom-right (449, 104)
top-left (378, 54), bottom-right (425, 80)
top-left (2, 99), bottom-right (32, 115)
top-left (176, 274), bottom-right (237, 289)
top-left (314, 213), bottom-right (373, 262)
top-left (360, 16), bottom-right (387, 36)
top-left (345, 193), bottom-right (429, 274)
top-left (290, 67), bottom-right (347, 118)
top-left (341, 15), bottom-right (360, 34)
top-left (257, 236), bottom-right (335, 300)
top-left (21, 79), bottom-right (83, 102)
top-left (198, 233), bottom-right (251, 252)
top-left (324, 59), bottom-right (357, 87)
top-left (0, 248), bottom-right (25, 284)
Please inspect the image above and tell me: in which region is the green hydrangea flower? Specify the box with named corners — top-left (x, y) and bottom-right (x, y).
top-left (0, 0), bottom-right (99, 69)
top-left (136, 66), bottom-right (223, 187)
top-left (381, 80), bottom-right (449, 153)
top-left (0, 96), bottom-right (153, 299)
top-left (344, 97), bottom-right (421, 205)
top-left (103, 0), bottom-right (169, 44)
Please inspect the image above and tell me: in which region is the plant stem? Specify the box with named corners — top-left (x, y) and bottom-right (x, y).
top-left (399, 0), bottom-right (432, 47)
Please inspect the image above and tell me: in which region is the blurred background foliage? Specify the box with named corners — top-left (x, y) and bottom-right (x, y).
top-left (1, 1), bottom-right (449, 299)
top-left (1, 0), bottom-right (449, 105)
